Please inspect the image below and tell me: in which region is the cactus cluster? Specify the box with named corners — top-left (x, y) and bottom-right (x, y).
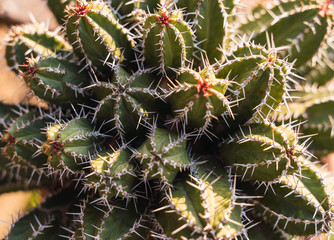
top-left (0, 0), bottom-right (334, 239)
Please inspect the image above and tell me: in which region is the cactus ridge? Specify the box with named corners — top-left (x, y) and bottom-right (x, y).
top-left (85, 147), bottom-right (138, 200)
top-left (221, 122), bottom-right (306, 182)
top-left (134, 127), bottom-right (193, 186)
top-left (93, 66), bottom-right (161, 142)
top-left (173, 0), bottom-right (230, 64)
top-left (153, 165), bottom-right (247, 239)
top-left (239, 159), bottom-right (334, 237)
top-left (20, 56), bottom-right (91, 106)
top-left (1, 0), bottom-right (334, 238)
top-left (47, 0), bottom-right (75, 25)
top-left (1, 111), bottom-right (51, 174)
top-left (239, 0), bottom-right (334, 67)
top-left (72, 198), bottom-right (150, 239)
top-left (0, 154), bottom-right (52, 194)
top-left (166, 65), bottom-right (233, 133)
top-left (303, 36), bottom-right (334, 86)
top-left (42, 117), bottom-right (104, 173)
top-left (214, 43), bottom-right (291, 126)
top-left (277, 82), bottom-right (334, 153)
top-left (4, 184), bottom-right (86, 240)
top-left (65, 0), bottom-right (136, 72)
top-left (142, 7), bottom-right (195, 74)
top-left (4, 23), bottom-right (71, 73)
top-left (0, 103), bottom-right (16, 131)
top-left (250, 174), bottom-right (332, 236)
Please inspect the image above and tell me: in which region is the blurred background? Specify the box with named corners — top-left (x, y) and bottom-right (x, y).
top-left (0, 0), bottom-right (58, 236)
top-left (0, 0), bottom-right (58, 104)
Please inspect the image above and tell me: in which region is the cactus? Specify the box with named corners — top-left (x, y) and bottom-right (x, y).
top-left (142, 7), bottom-right (194, 74)
top-left (0, 0), bottom-right (334, 239)
top-left (238, 0), bottom-right (334, 68)
top-left (20, 56), bottom-right (91, 106)
top-left (65, 0), bottom-right (136, 72)
top-left (221, 122), bottom-right (305, 182)
top-left (4, 23), bottom-right (71, 73)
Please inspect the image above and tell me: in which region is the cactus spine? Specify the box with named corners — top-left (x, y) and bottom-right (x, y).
top-left (0, 0), bottom-right (334, 239)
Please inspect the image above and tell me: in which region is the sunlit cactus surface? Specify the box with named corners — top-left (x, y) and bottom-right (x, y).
top-left (1, 0), bottom-right (334, 239)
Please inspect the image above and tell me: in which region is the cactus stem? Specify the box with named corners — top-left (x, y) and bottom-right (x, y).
top-left (72, 0), bottom-right (91, 17)
top-left (18, 61), bottom-right (39, 79)
top-left (318, 0), bottom-right (334, 17)
top-left (158, 8), bottom-right (172, 26)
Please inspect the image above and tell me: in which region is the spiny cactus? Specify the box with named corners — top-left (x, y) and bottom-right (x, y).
top-left (1, 0), bottom-right (334, 239)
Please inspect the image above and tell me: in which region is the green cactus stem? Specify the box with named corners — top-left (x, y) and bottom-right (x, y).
top-left (142, 7), bottom-right (194, 74)
top-left (239, 0), bottom-right (334, 68)
top-left (65, 0), bottom-right (136, 72)
top-left (86, 148), bottom-right (137, 200)
top-left (300, 101), bottom-right (334, 152)
top-left (0, 0), bottom-right (333, 238)
top-left (20, 56), bottom-right (91, 107)
top-left (6, 185), bottom-right (85, 240)
top-left (215, 44), bottom-right (290, 126)
top-left (108, 0), bottom-right (159, 17)
top-left (246, 221), bottom-right (289, 240)
top-left (167, 65), bottom-right (233, 132)
top-left (246, 169), bottom-right (332, 236)
top-left (93, 66), bottom-right (162, 141)
top-left (46, 0), bottom-right (75, 25)
top-left (134, 127), bottom-right (192, 186)
top-left (174, 0), bottom-right (232, 64)
top-left (42, 118), bottom-right (103, 172)
top-left (1, 110), bottom-right (51, 173)
top-left (221, 122), bottom-right (305, 182)
top-left (0, 102), bottom-right (15, 133)
top-left (154, 162), bottom-right (246, 239)
top-left (277, 84), bottom-right (334, 153)
top-left (72, 199), bottom-right (150, 239)
top-left (299, 36), bottom-right (334, 86)
top-left (5, 23), bottom-right (71, 74)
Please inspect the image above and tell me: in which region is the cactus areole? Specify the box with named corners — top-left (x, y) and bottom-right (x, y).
top-left (1, 0), bottom-right (334, 239)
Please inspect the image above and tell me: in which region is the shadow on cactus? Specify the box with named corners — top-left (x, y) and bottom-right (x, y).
top-left (0, 0), bottom-right (334, 239)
